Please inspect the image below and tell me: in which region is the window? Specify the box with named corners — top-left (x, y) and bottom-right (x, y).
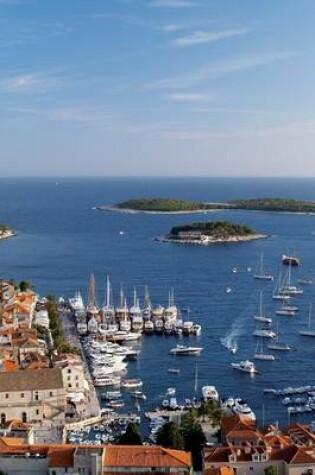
top-left (75, 375), bottom-right (79, 380)
top-left (1, 413), bottom-right (6, 425)
top-left (76, 383), bottom-right (79, 388)
top-left (22, 412), bottom-right (27, 423)
top-left (21, 393), bottom-right (24, 398)
top-left (68, 369), bottom-right (71, 374)
top-left (50, 392), bottom-right (53, 397)
top-left (67, 376), bottom-right (71, 381)
top-left (68, 384), bottom-right (72, 388)
top-left (36, 410), bottom-right (39, 415)
top-left (34, 391), bottom-right (39, 401)
top-left (5, 394), bottom-right (8, 399)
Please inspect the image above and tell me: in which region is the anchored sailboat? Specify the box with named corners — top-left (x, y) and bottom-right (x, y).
top-left (254, 337), bottom-right (276, 361)
top-left (254, 253), bottom-right (274, 281)
top-left (253, 292), bottom-right (272, 323)
top-left (299, 304), bottom-right (315, 337)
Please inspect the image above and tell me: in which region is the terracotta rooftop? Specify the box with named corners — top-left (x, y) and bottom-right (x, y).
top-left (48, 447), bottom-right (76, 468)
top-left (221, 415), bottom-right (257, 436)
top-left (104, 445), bottom-right (191, 468)
top-left (0, 368), bottom-right (63, 391)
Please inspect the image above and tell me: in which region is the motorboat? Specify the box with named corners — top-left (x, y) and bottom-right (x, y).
top-left (121, 379), bottom-right (143, 389)
top-left (231, 360), bottom-right (259, 374)
top-left (167, 368), bottom-right (180, 374)
top-left (93, 377), bottom-right (121, 387)
top-left (131, 390), bottom-right (147, 400)
top-left (202, 385), bottom-right (219, 401)
top-left (170, 344), bottom-right (203, 355)
top-left (166, 387), bottom-right (176, 396)
top-left (221, 397), bottom-right (256, 420)
top-left (282, 254), bottom-right (300, 266)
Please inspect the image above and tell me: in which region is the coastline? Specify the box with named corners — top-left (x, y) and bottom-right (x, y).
top-left (0, 230), bottom-right (16, 241)
top-left (97, 205), bottom-right (218, 215)
top-left (156, 233), bottom-right (267, 245)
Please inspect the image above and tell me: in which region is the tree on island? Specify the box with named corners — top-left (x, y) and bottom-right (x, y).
top-left (156, 422), bottom-right (184, 450)
top-left (117, 423), bottom-right (142, 445)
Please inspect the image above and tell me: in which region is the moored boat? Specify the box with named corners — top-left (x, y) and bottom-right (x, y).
top-left (231, 360), bottom-right (259, 374)
top-left (170, 344), bottom-right (203, 355)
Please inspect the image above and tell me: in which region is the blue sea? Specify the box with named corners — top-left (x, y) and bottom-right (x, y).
top-left (1, 176), bottom-right (315, 427)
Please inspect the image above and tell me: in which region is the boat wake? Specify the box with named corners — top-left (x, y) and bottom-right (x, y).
top-left (221, 324), bottom-right (243, 353)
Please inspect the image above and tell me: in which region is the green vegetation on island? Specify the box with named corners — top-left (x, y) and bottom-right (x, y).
top-left (169, 221), bottom-right (257, 239)
top-left (228, 197), bottom-right (315, 213)
top-left (103, 196), bottom-right (315, 215)
top-left (112, 198), bottom-right (220, 212)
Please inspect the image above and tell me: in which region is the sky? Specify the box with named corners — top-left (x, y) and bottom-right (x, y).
top-left (1, 0), bottom-right (315, 177)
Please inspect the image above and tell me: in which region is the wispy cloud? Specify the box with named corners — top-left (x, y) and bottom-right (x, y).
top-left (0, 72), bottom-right (62, 93)
top-left (172, 28), bottom-right (248, 47)
top-left (161, 23), bottom-right (183, 33)
top-left (145, 52), bottom-right (296, 90)
top-left (166, 92), bottom-right (214, 102)
top-left (150, 0), bottom-right (198, 8)
top-left (10, 106), bottom-right (123, 123)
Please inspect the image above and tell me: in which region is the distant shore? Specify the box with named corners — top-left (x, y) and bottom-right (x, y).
top-left (97, 205), bottom-right (219, 215)
top-left (157, 233), bottom-right (267, 245)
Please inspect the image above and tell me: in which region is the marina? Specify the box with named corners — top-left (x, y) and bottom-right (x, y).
top-left (1, 177), bottom-right (315, 431)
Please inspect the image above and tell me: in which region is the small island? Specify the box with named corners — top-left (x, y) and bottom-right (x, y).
top-left (160, 221), bottom-right (266, 245)
top-left (0, 224), bottom-right (15, 241)
top-left (228, 198), bottom-right (315, 213)
top-left (98, 196), bottom-right (315, 215)
top-left (98, 198), bottom-right (222, 214)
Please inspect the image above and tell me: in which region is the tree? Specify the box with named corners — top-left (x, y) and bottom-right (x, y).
top-left (117, 423), bottom-right (142, 445)
top-left (182, 423), bottom-right (206, 471)
top-left (156, 422), bottom-right (184, 450)
top-left (198, 400), bottom-right (222, 426)
top-left (181, 411), bottom-right (206, 471)
top-left (264, 466), bottom-right (278, 475)
top-left (19, 280), bottom-right (32, 292)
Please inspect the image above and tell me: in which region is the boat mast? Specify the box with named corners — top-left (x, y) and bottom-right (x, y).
top-left (194, 362), bottom-right (198, 397)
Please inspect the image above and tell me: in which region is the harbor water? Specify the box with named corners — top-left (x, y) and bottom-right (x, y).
top-left (1, 177), bottom-right (315, 427)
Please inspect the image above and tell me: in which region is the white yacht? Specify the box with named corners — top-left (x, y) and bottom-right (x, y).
top-left (69, 292), bottom-right (85, 312)
top-left (222, 397), bottom-right (256, 420)
top-left (253, 292), bottom-right (272, 324)
top-left (170, 344), bottom-right (203, 355)
top-left (231, 360), bottom-right (259, 374)
top-left (202, 385), bottom-right (219, 401)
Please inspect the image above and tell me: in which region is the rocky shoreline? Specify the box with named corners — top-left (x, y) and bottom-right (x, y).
top-left (97, 205), bottom-right (218, 215)
top-left (0, 230), bottom-right (16, 240)
top-left (156, 233), bottom-right (267, 245)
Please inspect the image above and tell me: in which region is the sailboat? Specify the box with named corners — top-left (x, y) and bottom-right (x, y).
top-left (272, 273), bottom-right (291, 301)
top-left (299, 304), bottom-right (315, 337)
top-left (254, 337), bottom-right (276, 360)
top-left (281, 262), bottom-right (303, 296)
top-left (253, 292), bottom-right (272, 323)
top-left (254, 253), bottom-right (274, 281)
top-left (268, 322), bottom-right (293, 351)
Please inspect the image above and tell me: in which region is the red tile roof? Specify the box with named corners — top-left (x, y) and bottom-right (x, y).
top-left (104, 445), bottom-right (191, 468)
